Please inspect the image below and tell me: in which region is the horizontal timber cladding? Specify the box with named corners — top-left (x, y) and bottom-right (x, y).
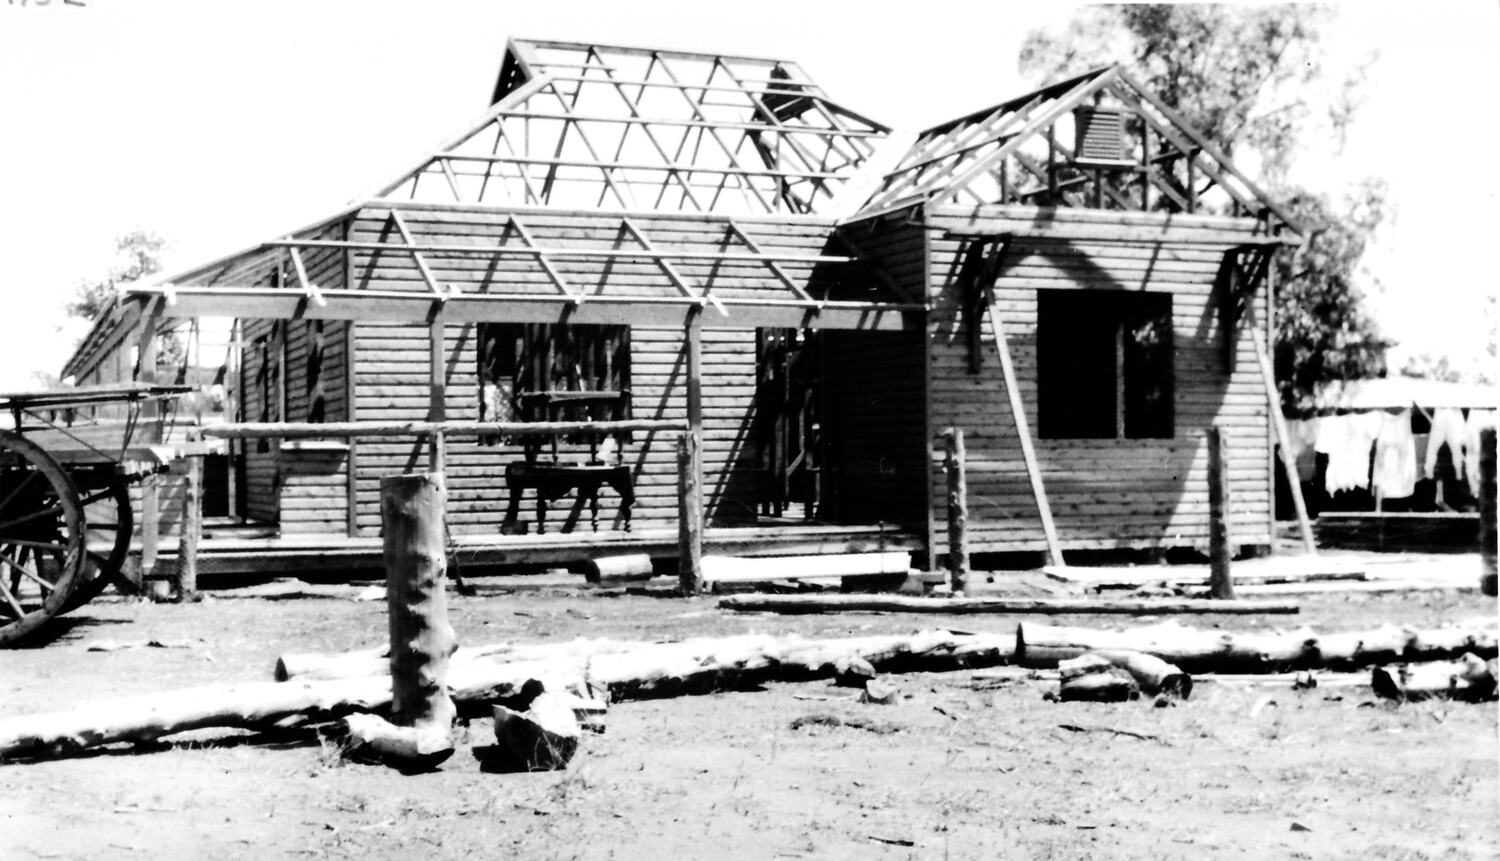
top-left (238, 317), bottom-right (282, 524)
top-left (234, 231), bottom-right (351, 530)
top-left (350, 320), bottom-right (760, 537)
top-left (923, 205), bottom-right (1273, 553)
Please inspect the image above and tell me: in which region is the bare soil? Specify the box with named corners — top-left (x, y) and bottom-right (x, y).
top-left (2, 574), bottom-right (1496, 860)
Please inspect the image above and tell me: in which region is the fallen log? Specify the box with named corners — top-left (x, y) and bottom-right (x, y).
top-left (1059, 670), bottom-right (1138, 702)
top-left (718, 594), bottom-right (1299, 616)
top-left (583, 554), bottom-right (656, 584)
top-left (1094, 651), bottom-right (1192, 699)
top-left (0, 629), bottom-right (1016, 761)
top-left (275, 638), bottom-right (639, 682)
top-left (701, 551), bottom-right (911, 586)
top-left (1371, 655), bottom-right (1498, 702)
top-left (1017, 620), bottom-right (1499, 674)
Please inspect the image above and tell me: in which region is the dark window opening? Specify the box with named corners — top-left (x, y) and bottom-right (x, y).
top-left (1038, 289), bottom-right (1174, 439)
top-left (477, 323), bottom-right (631, 431)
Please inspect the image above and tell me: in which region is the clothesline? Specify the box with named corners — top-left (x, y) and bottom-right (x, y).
top-left (1286, 407), bottom-right (1495, 499)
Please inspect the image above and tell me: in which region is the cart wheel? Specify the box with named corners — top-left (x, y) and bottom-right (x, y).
top-left (0, 431), bottom-right (86, 647)
top-left (62, 474), bottom-right (134, 613)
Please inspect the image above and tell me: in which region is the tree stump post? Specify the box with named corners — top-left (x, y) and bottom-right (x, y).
top-left (1481, 427), bottom-right (1497, 597)
top-left (943, 427), bottom-right (970, 594)
top-left (677, 432), bottom-right (703, 595)
top-left (173, 449), bottom-right (203, 603)
top-left (1207, 426), bottom-right (1235, 600)
top-left (343, 472), bottom-right (457, 767)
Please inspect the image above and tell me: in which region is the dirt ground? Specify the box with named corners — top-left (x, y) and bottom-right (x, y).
top-left (2, 567), bottom-right (1497, 860)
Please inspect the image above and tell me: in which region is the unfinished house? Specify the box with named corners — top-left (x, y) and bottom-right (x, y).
top-left (61, 40), bottom-right (1297, 574)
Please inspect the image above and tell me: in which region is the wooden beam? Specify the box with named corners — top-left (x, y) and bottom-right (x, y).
top-left (199, 418), bottom-right (688, 441)
top-left (943, 427), bottom-right (969, 593)
top-left (719, 594), bottom-right (1299, 616)
top-left (286, 246), bottom-right (328, 308)
top-left (268, 235), bottom-right (856, 266)
top-left (1251, 330), bottom-right (1316, 556)
top-left (1207, 426), bottom-right (1235, 600)
top-left (128, 289), bottom-right (923, 331)
top-left (428, 314), bottom-right (447, 472)
top-left (677, 431), bottom-right (703, 595)
top-left (982, 287), bottom-right (1063, 566)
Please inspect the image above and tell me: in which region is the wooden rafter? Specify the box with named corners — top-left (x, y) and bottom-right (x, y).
top-left (373, 39), bottom-right (888, 216)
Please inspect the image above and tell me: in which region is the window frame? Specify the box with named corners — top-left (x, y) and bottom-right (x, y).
top-left (1036, 289), bottom-right (1174, 441)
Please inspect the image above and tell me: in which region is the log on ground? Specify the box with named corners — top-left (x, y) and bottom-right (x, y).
top-left (718, 594), bottom-right (1298, 616)
top-left (0, 629), bottom-right (1016, 761)
top-left (1371, 654), bottom-right (1498, 702)
top-left (1017, 620), bottom-right (1499, 674)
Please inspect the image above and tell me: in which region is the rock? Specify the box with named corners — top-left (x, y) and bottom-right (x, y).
top-left (860, 679), bottom-right (899, 705)
top-left (834, 657), bottom-right (877, 688)
top-left (492, 691), bottom-right (582, 771)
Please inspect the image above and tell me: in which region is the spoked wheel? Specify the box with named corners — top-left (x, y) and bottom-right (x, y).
top-left (0, 431), bottom-right (86, 647)
top-left (63, 472), bottom-right (134, 613)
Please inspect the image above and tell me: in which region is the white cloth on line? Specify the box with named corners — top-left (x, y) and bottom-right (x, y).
top-left (1424, 407), bottom-right (1467, 480)
top-left (1372, 409), bottom-right (1417, 499)
top-left (1284, 418), bottom-right (1320, 483)
top-left (1316, 412), bottom-right (1383, 495)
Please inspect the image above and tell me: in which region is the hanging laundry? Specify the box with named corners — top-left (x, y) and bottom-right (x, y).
top-left (1464, 409), bottom-right (1497, 496)
top-left (1372, 409), bottom-right (1417, 500)
top-left (1285, 418), bottom-right (1321, 483)
top-left (1424, 407), bottom-right (1468, 480)
top-left (1316, 412), bottom-right (1383, 495)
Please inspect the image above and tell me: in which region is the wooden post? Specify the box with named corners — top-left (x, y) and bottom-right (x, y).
top-left (677, 432), bottom-right (703, 595)
top-left (428, 317), bottom-right (447, 472)
top-left (1480, 427), bottom-right (1497, 597)
top-left (140, 475), bottom-right (160, 586)
top-left (1207, 426), bottom-right (1235, 599)
top-left (346, 471), bottom-right (458, 767)
top-left (1251, 331), bottom-right (1315, 555)
top-left (983, 301), bottom-right (1063, 566)
top-left (174, 450), bottom-right (203, 603)
top-left (943, 427), bottom-right (969, 593)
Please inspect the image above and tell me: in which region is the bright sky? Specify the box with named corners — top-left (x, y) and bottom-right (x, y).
top-left (0, 0), bottom-right (1495, 389)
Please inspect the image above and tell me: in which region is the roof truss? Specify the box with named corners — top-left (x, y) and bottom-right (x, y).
top-left (127, 207), bottom-right (920, 331)
top-left (861, 66), bottom-right (1296, 232)
top-left (374, 39), bottom-right (890, 216)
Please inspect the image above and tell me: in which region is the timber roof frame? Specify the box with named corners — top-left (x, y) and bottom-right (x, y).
top-left (861, 65), bottom-right (1301, 236)
top-left (371, 38), bottom-right (892, 216)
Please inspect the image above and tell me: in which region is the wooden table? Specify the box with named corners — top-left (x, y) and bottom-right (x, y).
top-left (501, 461), bottom-right (634, 534)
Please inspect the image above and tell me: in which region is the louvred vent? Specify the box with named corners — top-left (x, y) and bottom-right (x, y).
top-left (1073, 106), bottom-right (1130, 166)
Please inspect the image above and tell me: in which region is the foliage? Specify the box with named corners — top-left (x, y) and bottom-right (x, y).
top-left (1272, 181), bottom-right (1393, 413)
top-left (1019, 4), bottom-right (1363, 185)
top-left (1020, 4), bottom-right (1390, 410)
top-left (65, 230), bottom-right (167, 321)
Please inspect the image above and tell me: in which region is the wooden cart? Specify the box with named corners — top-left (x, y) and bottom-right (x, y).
top-left (0, 382), bottom-right (191, 646)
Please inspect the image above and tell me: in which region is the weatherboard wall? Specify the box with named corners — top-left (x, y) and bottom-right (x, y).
top-left (923, 206), bottom-right (1274, 553)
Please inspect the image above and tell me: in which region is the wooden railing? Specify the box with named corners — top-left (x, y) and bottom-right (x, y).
top-left (158, 419), bottom-right (704, 595)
